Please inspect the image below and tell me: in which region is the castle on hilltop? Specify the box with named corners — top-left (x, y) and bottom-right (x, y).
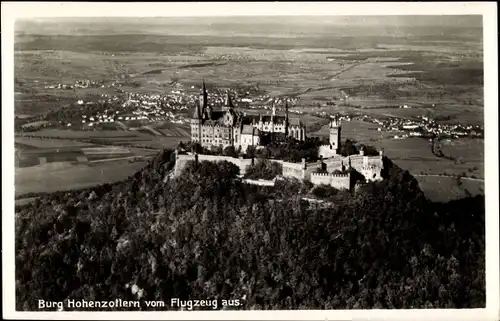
top-left (190, 80), bottom-right (306, 152)
top-left (183, 80), bottom-right (384, 190)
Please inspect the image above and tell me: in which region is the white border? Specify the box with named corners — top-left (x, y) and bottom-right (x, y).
top-left (2, 2), bottom-right (498, 321)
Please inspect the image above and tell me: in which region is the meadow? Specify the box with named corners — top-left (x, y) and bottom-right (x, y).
top-left (14, 128), bottom-right (186, 198)
top-left (414, 176), bottom-right (484, 203)
top-left (15, 160), bottom-right (148, 197)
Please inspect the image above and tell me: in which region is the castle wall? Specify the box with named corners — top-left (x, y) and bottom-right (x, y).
top-left (174, 153), bottom-right (254, 177)
top-left (174, 154), bottom-right (193, 177)
top-left (310, 172), bottom-right (331, 185)
top-left (303, 162), bottom-right (322, 181)
top-left (330, 174), bottom-right (351, 190)
top-left (176, 154), bottom-right (311, 181)
top-left (280, 160), bottom-right (305, 180)
top-left (174, 151), bottom-right (382, 185)
top-left (242, 178), bottom-right (276, 186)
top-left (321, 154), bottom-right (383, 182)
top-left (310, 173), bottom-right (351, 190)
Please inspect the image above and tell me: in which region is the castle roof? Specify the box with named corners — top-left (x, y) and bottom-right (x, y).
top-left (201, 108), bottom-right (242, 126)
top-left (209, 110), bottom-right (226, 120)
top-left (192, 102), bottom-right (201, 119)
top-left (201, 79), bottom-right (207, 95)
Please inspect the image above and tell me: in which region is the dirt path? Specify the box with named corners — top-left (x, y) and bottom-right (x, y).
top-left (413, 174), bottom-right (484, 182)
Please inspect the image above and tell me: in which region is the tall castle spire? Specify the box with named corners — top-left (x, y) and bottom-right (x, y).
top-left (284, 100), bottom-right (289, 137)
top-left (199, 79), bottom-right (208, 111)
top-left (201, 79), bottom-right (206, 94)
top-left (223, 90), bottom-right (234, 110)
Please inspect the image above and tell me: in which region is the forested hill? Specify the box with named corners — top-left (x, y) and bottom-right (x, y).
top-left (15, 149), bottom-right (485, 310)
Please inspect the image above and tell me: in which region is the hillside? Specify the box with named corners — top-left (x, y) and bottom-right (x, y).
top-left (15, 149), bottom-right (485, 310)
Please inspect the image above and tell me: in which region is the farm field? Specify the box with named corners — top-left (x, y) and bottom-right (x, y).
top-left (15, 160), bottom-right (148, 197)
top-left (441, 138), bottom-right (484, 178)
top-left (14, 124), bottom-right (187, 196)
top-left (376, 138), bottom-right (484, 179)
top-left (16, 126), bottom-right (189, 149)
top-left (311, 119), bottom-right (394, 143)
top-left (15, 25), bottom-right (483, 123)
top-left (414, 175), bottom-right (484, 203)
top-left (14, 135), bottom-right (158, 167)
top-left (15, 136), bottom-right (96, 148)
top-left (15, 197), bottom-right (39, 207)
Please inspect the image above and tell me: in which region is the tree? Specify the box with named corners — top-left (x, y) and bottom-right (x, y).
top-left (360, 144), bottom-right (379, 156)
top-left (190, 142), bottom-right (202, 154)
top-left (246, 145), bottom-right (257, 158)
top-left (340, 139), bottom-right (358, 156)
top-left (311, 185), bottom-right (339, 199)
top-left (223, 146), bottom-right (238, 158)
top-left (244, 160), bottom-right (282, 180)
top-left (210, 145), bottom-right (223, 156)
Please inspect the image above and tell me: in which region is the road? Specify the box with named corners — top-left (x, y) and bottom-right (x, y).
top-left (89, 155), bottom-right (151, 163)
top-left (413, 174), bottom-right (484, 182)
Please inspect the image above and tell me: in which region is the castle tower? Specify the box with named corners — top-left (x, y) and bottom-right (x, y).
top-left (199, 79), bottom-right (208, 113)
top-left (222, 90), bottom-right (234, 111)
top-left (329, 117), bottom-right (341, 154)
top-left (190, 97), bottom-right (202, 143)
top-left (284, 100), bottom-right (289, 137)
top-left (270, 104), bottom-right (275, 134)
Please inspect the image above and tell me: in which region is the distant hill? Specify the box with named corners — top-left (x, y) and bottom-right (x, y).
top-left (15, 16), bottom-right (482, 39)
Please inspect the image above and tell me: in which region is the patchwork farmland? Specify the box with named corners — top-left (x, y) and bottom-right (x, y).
top-left (14, 123), bottom-right (190, 198)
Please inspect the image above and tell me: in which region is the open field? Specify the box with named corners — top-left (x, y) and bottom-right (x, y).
top-left (15, 136), bottom-right (96, 148)
top-left (14, 125), bottom-right (184, 195)
top-left (17, 127), bottom-right (189, 149)
top-left (14, 134), bottom-right (164, 168)
top-left (414, 175), bottom-right (484, 203)
top-left (311, 119), bottom-right (394, 142)
top-left (376, 138), bottom-right (484, 179)
top-left (15, 160), bottom-right (148, 197)
top-left (15, 197), bottom-right (39, 207)
top-left (440, 138), bottom-right (485, 174)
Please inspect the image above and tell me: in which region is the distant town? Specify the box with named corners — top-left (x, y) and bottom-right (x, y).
top-left (17, 80), bottom-right (484, 140)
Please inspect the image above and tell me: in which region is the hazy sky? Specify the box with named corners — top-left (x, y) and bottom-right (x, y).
top-left (15, 16), bottom-right (482, 38)
top-left (18, 15), bottom-right (482, 27)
